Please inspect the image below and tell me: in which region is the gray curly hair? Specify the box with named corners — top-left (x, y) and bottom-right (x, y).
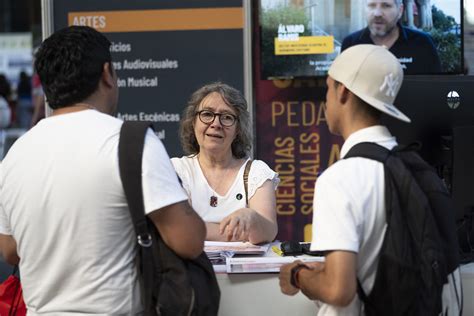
top-left (179, 82), bottom-right (252, 159)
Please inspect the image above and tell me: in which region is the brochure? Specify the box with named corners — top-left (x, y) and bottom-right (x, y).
top-left (226, 256), bottom-right (324, 273)
top-left (204, 241), bottom-right (270, 256)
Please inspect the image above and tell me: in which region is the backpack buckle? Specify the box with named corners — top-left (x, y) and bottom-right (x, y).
top-left (137, 234), bottom-right (152, 247)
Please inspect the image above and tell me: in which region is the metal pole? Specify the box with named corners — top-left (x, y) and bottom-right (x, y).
top-left (40, 0), bottom-right (53, 117)
top-left (3, 0), bottom-right (12, 32)
top-left (243, 0), bottom-right (254, 157)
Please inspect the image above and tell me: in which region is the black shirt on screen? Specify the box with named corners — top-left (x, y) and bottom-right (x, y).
top-left (341, 24), bottom-right (442, 75)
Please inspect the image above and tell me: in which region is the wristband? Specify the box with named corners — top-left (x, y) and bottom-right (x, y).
top-left (290, 263), bottom-right (310, 289)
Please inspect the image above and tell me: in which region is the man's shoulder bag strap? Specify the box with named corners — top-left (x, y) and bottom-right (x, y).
top-left (118, 120), bottom-right (156, 312)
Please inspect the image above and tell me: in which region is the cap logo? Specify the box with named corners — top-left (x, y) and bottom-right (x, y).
top-left (379, 73), bottom-right (399, 98)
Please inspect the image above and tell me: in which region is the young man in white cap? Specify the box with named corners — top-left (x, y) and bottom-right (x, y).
top-left (279, 44), bottom-right (410, 314)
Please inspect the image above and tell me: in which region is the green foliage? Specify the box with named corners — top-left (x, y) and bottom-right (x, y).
top-left (260, 6), bottom-right (311, 78)
top-left (431, 6), bottom-right (457, 32)
top-left (428, 5), bottom-right (461, 73)
top-left (430, 29), bottom-right (461, 73)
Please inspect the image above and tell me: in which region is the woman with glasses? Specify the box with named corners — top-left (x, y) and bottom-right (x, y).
top-left (171, 82), bottom-right (279, 244)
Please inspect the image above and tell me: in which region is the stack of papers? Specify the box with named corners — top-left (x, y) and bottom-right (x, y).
top-left (204, 241), bottom-right (270, 256)
top-left (206, 250), bottom-right (234, 265)
top-left (205, 241), bottom-right (325, 273)
top-left (204, 241), bottom-right (271, 272)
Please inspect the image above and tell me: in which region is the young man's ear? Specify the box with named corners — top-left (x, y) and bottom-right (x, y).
top-left (337, 84), bottom-right (350, 104)
top-left (102, 62), bottom-right (115, 88)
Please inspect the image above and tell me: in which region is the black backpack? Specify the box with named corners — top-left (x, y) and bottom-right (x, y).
top-left (345, 142), bottom-right (461, 316)
top-left (118, 121), bottom-right (220, 316)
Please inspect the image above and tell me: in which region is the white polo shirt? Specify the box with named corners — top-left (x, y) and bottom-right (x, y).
top-left (311, 125), bottom-right (397, 315)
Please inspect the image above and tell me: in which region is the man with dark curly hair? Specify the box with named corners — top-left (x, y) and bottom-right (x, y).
top-left (0, 25), bottom-right (205, 314)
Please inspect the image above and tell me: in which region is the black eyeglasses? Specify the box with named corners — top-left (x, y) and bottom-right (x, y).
top-left (196, 110), bottom-right (238, 127)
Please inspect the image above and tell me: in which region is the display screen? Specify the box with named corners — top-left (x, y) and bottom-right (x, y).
top-left (259, 0), bottom-right (463, 78)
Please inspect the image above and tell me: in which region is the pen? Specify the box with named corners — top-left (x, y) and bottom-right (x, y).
top-left (271, 245), bottom-right (283, 256)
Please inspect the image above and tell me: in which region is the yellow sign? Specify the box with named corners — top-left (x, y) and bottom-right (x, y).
top-left (304, 224), bottom-right (312, 242)
top-left (68, 8), bottom-right (243, 33)
top-left (275, 36), bottom-right (334, 55)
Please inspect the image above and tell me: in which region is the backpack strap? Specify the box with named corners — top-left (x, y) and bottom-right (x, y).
top-left (344, 142), bottom-right (391, 163)
top-left (243, 159), bottom-right (253, 207)
top-left (344, 142), bottom-right (392, 311)
top-left (118, 120), bottom-right (155, 312)
top-left (118, 121), bottom-right (152, 239)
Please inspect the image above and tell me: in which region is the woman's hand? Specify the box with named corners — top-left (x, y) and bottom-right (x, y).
top-left (219, 208), bottom-right (257, 241)
top-left (217, 180), bottom-right (278, 243)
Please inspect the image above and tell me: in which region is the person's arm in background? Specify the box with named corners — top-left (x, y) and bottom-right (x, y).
top-left (148, 201), bottom-right (206, 259)
top-left (279, 250), bottom-right (357, 306)
top-left (219, 180), bottom-right (277, 244)
top-left (0, 234), bottom-right (19, 265)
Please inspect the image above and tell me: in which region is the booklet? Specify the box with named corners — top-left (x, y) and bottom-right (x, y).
top-left (225, 256), bottom-right (324, 273)
top-left (204, 241), bottom-right (270, 256)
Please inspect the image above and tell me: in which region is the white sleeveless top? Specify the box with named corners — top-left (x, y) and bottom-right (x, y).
top-left (171, 156), bottom-right (279, 222)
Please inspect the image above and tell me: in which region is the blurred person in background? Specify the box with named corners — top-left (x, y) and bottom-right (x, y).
top-left (0, 74), bottom-right (13, 128)
top-left (16, 71), bottom-right (33, 129)
top-left (0, 95), bottom-right (10, 130)
top-left (0, 74), bottom-right (11, 161)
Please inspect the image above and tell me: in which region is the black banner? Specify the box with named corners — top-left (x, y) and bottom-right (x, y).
top-left (50, 0), bottom-right (245, 156)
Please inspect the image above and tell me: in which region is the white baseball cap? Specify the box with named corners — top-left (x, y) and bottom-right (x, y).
top-left (328, 44), bottom-right (411, 123)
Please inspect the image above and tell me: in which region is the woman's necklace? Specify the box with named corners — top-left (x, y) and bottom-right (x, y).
top-left (198, 156), bottom-right (232, 208)
top-left (209, 168), bottom-right (231, 207)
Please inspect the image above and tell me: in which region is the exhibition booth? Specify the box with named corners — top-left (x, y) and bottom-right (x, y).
top-left (0, 0), bottom-right (472, 315)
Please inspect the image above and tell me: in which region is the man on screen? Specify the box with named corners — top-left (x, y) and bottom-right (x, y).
top-left (341, 0), bottom-right (441, 74)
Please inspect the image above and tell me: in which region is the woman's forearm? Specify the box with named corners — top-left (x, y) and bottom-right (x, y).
top-left (248, 210), bottom-right (278, 244)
